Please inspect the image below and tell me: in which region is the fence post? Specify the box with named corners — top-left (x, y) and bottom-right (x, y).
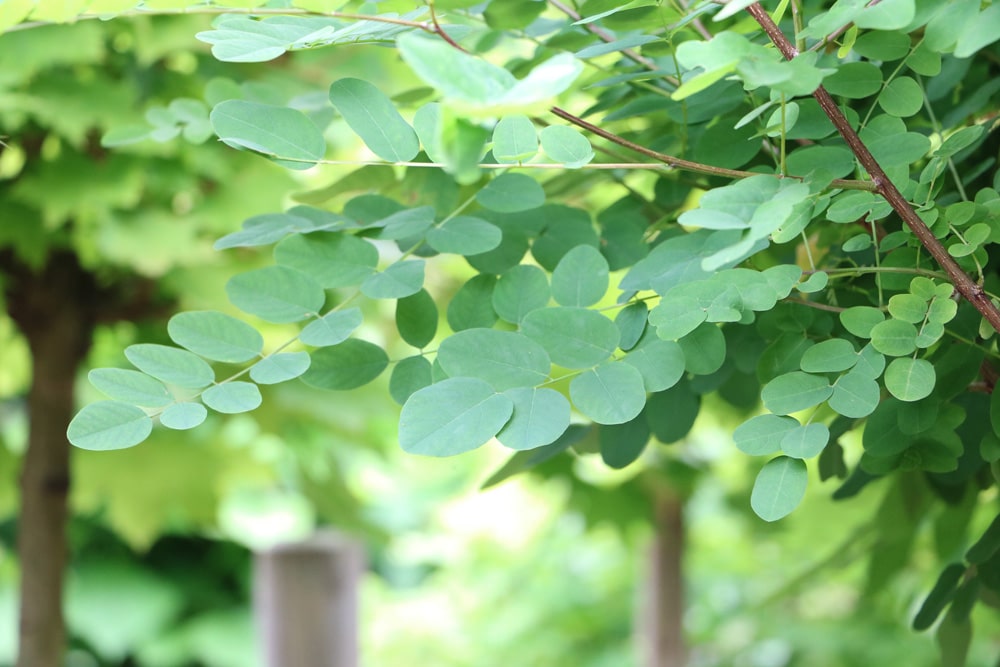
top-left (254, 531), bottom-right (365, 667)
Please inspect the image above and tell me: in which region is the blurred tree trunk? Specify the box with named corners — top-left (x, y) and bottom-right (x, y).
top-left (5, 251), bottom-right (99, 667)
top-left (639, 492), bottom-right (687, 667)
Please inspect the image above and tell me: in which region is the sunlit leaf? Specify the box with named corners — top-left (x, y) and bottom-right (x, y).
top-left (167, 311), bottom-right (263, 363)
top-left (329, 78), bottom-right (420, 162)
top-left (399, 378), bottom-right (513, 456)
top-left (751, 456), bottom-right (808, 521)
top-left (68, 402), bottom-right (153, 451)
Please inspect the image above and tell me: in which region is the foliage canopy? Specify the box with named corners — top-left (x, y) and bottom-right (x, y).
top-left (8, 0), bottom-right (1000, 655)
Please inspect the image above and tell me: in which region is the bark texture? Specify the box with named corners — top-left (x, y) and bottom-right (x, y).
top-left (5, 251), bottom-right (99, 667)
top-left (640, 493), bottom-right (687, 667)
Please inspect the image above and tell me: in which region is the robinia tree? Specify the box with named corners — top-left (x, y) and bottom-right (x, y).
top-left (10, 0), bottom-right (1000, 659)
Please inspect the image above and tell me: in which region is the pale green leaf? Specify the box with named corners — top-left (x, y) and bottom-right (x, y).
top-left (751, 456), bottom-right (808, 521)
top-left (202, 382), bottom-right (263, 414)
top-left (492, 115), bottom-right (538, 163)
top-left (159, 402), bottom-right (208, 430)
top-left (492, 265), bottom-right (550, 324)
top-left (497, 387), bottom-right (572, 451)
top-left (551, 245), bottom-right (609, 307)
top-left (623, 339), bottom-right (685, 392)
top-left (734, 414), bottom-right (800, 455)
top-left (360, 260), bottom-right (425, 299)
top-left (539, 125), bottom-right (594, 168)
top-left (799, 339), bottom-right (858, 373)
top-left (329, 78), bottom-right (420, 162)
top-left (67, 402), bottom-right (153, 451)
top-left (884, 357), bottom-right (936, 401)
top-left (829, 371), bottom-right (880, 417)
top-left (521, 307), bottom-right (620, 369)
top-left (300, 308), bottom-right (364, 347)
top-left (426, 216), bottom-right (503, 255)
top-left (249, 352), bottom-right (311, 384)
top-left (88, 369), bottom-right (172, 408)
top-left (124, 344), bottom-right (215, 389)
top-left (780, 423), bottom-right (829, 458)
top-left (761, 371), bottom-right (833, 415)
top-left (569, 361), bottom-right (646, 424)
top-left (399, 377), bottom-right (514, 456)
top-left (211, 100), bottom-right (325, 169)
top-left (438, 328), bottom-right (550, 391)
top-left (167, 311), bottom-right (263, 363)
top-left (870, 319), bottom-right (918, 356)
top-left (227, 266), bottom-right (325, 324)
top-left (476, 173), bottom-right (545, 212)
top-left (274, 233), bottom-right (378, 288)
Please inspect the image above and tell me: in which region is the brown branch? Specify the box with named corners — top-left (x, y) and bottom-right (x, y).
top-left (550, 106), bottom-right (877, 191)
top-left (746, 2), bottom-right (1000, 334)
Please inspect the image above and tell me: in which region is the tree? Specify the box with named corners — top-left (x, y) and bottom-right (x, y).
top-left (6, 0), bottom-right (1000, 663)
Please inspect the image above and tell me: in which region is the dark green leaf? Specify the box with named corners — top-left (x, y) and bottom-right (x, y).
top-left (492, 265), bottom-right (551, 324)
top-left (550, 245), bottom-right (609, 307)
top-left (448, 275), bottom-right (499, 331)
top-left (389, 355), bottom-right (433, 406)
top-left (599, 414), bottom-right (651, 469)
top-left (476, 173), bottom-right (545, 212)
top-left (396, 289), bottom-right (438, 348)
top-left (301, 340), bottom-right (389, 390)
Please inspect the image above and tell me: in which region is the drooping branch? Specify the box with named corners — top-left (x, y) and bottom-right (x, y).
top-left (745, 2), bottom-right (1000, 334)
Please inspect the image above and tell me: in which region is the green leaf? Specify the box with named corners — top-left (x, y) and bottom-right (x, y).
top-left (167, 311), bottom-right (263, 363)
top-left (399, 378), bottom-right (514, 456)
top-left (884, 357), bottom-right (936, 401)
top-left (913, 564), bottom-right (965, 631)
top-left (570, 361), bottom-right (647, 425)
top-left (274, 233), bottom-right (378, 288)
top-left (823, 61), bottom-right (883, 98)
top-left (437, 329), bottom-right (551, 391)
top-left (211, 100), bottom-right (325, 169)
top-left (389, 355), bottom-right (433, 405)
top-left (375, 207), bottom-right (436, 241)
top-left (67, 402), bottom-right (153, 451)
top-left (615, 302), bottom-right (648, 351)
top-left (202, 381), bottom-right (263, 414)
top-left (539, 125), bottom-right (594, 168)
top-left (492, 115), bottom-right (538, 163)
top-left (550, 245), bottom-right (610, 308)
top-left (476, 173), bottom-right (545, 212)
top-left (396, 289), bottom-right (438, 348)
top-left (328, 78), bottom-right (420, 162)
top-left (482, 425), bottom-right (589, 489)
top-left (159, 402), bottom-right (208, 430)
top-left (650, 297), bottom-right (708, 341)
top-left (780, 423), bottom-right (830, 459)
top-left (870, 319), bottom-right (918, 356)
top-left (841, 306), bottom-right (885, 338)
top-left (599, 414), bottom-right (651, 469)
top-left (954, 3), bottom-right (1000, 57)
top-left (966, 514), bottom-right (1000, 564)
top-left (623, 339), bottom-right (685, 392)
top-left (497, 387), bottom-right (572, 451)
top-left (88, 369), bottom-right (172, 408)
top-left (227, 266), bottom-right (326, 323)
top-left (521, 307), bottom-right (620, 369)
top-left (647, 381), bottom-right (700, 444)
top-left (750, 456), bottom-right (808, 522)
top-left (360, 260), bottom-right (425, 299)
top-left (426, 216), bottom-right (502, 255)
top-left (124, 344), bottom-right (215, 389)
top-left (761, 371), bottom-right (833, 415)
top-left (829, 371), bottom-right (880, 418)
top-left (448, 275), bottom-right (499, 331)
top-left (249, 352), bottom-right (311, 385)
top-left (888, 293), bottom-right (930, 324)
top-left (799, 339), bottom-right (858, 373)
top-left (734, 415), bottom-right (800, 456)
top-left (300, 308), bottom-right (364, 347)
top-left (301, 340), bottom-right (389, 390)
top-left (492, 265), bottom-right (551, 324)
top-left (677, 322), bottom-right (726, 375)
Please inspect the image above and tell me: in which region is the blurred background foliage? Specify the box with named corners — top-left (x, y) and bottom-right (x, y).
top-left (1, 11), bottom-right (999, 667)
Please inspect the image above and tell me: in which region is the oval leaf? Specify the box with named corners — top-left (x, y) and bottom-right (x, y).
top-left (167, 311), bottom-right (263, 363)
top-left (227, 266), bottom-right (326, 323)
top-left (124, 344), bottom-right (215, 389)
top-left (67, 402), bottom-right (153, 451)
top-left (399, 377), bottom-right (514, 456)
top-left (202, 381), bottom-right (263, 414)
top-left (437, 329), bottom-right (551, 391)
top-left (88, 369), bottom-right (172, 408)
top-left (299, 308), bottom-right (364, 347)
top-left (328, 78), bottom-right (420, 162)
top-left (159, 402), bottom-right (208, 430)
top-left (521, 307), bottom-right (620, 369)
top-left (497, 387), bottom-right (572, 451)
top-left (301, 339), bottom-right (389, 390)
top-left (750, 456), bottom-right (808, 522)
top-left (476, 173), bottom-right (545, 212)
top-left (551, 245), bottom-right (609, 307)
top-left (569, 361), bottom-right (646, 424)
top-left (211, 100), bottom-right (325, 169)
top-left (249, 352), bottom-right (312, 385)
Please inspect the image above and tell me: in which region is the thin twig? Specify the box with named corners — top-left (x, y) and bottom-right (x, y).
top-left (550, 106), bottom-right (877, 191)
top-left (746, 2), bottom-right (1000, 334)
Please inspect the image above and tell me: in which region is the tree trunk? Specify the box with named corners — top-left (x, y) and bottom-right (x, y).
top-left (5, 252), bottom-right (98, 667)
top-left (638, 492), bottom-right (686, 667)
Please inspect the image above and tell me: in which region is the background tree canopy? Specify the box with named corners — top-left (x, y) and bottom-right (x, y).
top-left (3, 0), bottom-right (1000, 664)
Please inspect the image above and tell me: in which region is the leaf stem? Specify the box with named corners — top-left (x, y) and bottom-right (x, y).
top-left (745, 2), bottom-right (1000, 334)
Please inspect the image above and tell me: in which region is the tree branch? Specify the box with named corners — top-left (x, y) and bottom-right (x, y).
top-left (745, 2), bottom-right (1000, 334)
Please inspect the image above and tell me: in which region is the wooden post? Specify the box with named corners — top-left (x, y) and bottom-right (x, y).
top-left (254, 532), bottom-right (364, 667)
top-left (638, 493), bottom-right (687, 667)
